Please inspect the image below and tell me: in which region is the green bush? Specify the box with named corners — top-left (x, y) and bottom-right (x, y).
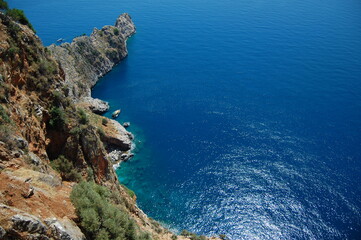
top-left (180, 230), bottom-right (206, 240)
top-left (102, 118), bottom-right (108, 126)
top-left (0, 82), bottom-right (11, 103)
top-left (121, 184), bottom-right (136, 199)
top-left (71, 181), bottom-right (152, 240)
top-left (0, 104), bottom-right (10, 124)
top-left (78, 109), bottom-right (89, 125)
top-left (6, 8), bottom-right (35, 33)
top-left (39, 59), bottom-right (57, 75)
top-left (97, 128), bottom-right (105, 138)
top-left (51, 155), bottom-right (81, 182)
top-left (6, 46), bottom-right (19, 59)
top-left (113, 28), bottom-right (119, 36)
top-left (49, 107), bottom-right (66, 129)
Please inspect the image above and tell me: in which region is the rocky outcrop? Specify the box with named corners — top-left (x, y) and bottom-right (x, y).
top-left (79, 97), bottom-right (109, 114)
top-left (11, 214), bottom-right (47, 234)
top-left (45, 217), bottom-right (85, 240)
top-left (0, 204), bottom-right (84, 240)
top-left (0, 10), bottom-right (218, 240)
top-left (48, 13), bottom-right (136, 102)
top-left (101, 119), bottom-right (133, 151)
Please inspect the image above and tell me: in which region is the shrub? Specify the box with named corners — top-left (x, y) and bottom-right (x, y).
top-left (51, 155), bottom-right (81, 182)
top-left (113, 28), bottom-right (119, 36)
top-left (6, 46), bottom-right (19, 59)
top-left (121, 184), bottom-right (136, 199)
top-left (71, 181), bottom-right (150, 240)
top-left (86, 167), bottom-right (94, 182)
top-left (6, 8), bottom-right (35, 33)
top-left (180, 230), bottom-right (206, 240)
top-left (39, 59), bottom-right (57, 75)
top-left (102, 118), bottom-right (108, 126)
top-left (49, 107), bottom-right (66, 129)
top-left (0, 0), bottom-right (9, 10)
top-left (97, 128), bottom-right (105, 138)
top-left (0, 125), bottom-right (16, 150)
top-left (171, 234), bottom-right (177, 240)
top-left (0, 82), bottom-right (11, 103)
top-left (0, 104), bottom-right (10, 124)
top-left (78, 109), bottom-right (89, 125)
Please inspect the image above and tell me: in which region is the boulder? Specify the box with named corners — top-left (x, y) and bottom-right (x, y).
top-left (82, 97), bottom-right (109, 114)
top-left (11, 214), bottom-right (47, 234)
top-left (28, 152), bottom-right (41, 166)
top-left (0, 226), bottom-right (6, 238)
top-left (101, 119), bottom-right (133, 151)
top-left (13, 136), bottom-right (28, 150)
top-left (45, 217), bottom-right (85, 240)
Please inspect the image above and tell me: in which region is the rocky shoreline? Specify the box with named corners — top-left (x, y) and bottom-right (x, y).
top-left (49, 13), bottom-right (137, 167)
top-left (0, 9), bottom-right (220, 239)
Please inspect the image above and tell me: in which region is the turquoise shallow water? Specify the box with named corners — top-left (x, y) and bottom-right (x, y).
top-left (9, 0), bottom-right (361, 239)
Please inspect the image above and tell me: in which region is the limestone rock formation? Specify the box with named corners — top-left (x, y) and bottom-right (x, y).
top-left (49, 13), bottom-right (136, 100)
top-left (101, 119), bottom-right (133, 151)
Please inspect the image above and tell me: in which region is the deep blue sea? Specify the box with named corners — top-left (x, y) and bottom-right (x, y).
top-left (9, 0), bottom-right (361, 239)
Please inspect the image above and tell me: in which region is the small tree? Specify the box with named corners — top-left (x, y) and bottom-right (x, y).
top-left (51, 155), bottom-right (81, 182)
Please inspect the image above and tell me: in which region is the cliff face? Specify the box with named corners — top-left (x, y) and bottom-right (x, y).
top-left (0, 10), bottom-right (218, 240)
top-left (48, 14), bottom-right (136, 111)
top-left (0, 11), bottom-right (166, 240)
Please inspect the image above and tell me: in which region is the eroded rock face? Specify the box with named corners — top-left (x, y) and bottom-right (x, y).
top-left (45, 218), bottom-right (85, 240)
top-left (49, 13), bottom-right (136, 100)
top-left (11, 214), bottom-right (47, 234)
top-left (80, 97), bottom-right (109, 114)
top-left (101, 119), bottom-right (133, 151)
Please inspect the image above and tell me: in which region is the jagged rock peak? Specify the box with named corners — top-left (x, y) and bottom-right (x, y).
top-left (48, 13), bottom-right (136, 101)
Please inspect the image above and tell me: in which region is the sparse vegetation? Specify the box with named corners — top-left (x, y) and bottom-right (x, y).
top-left (0, 82), bottom-right (11, 103)
top-left (5, 8), bottom-right (35, 33)
top-left (71, 181), bottom-right (152, 240)
top-left (39, 59), bottom-right (57, 75)
top-left (180, 230), bottom-right (207, 240)
top-left (113, 28), bottom-right (119, 35)
top-left (50, 155), bottom-right (81, 182)
top-left (49, 106), bottom-right (67, 129)
top-left (121, 184), bottom-right (136, 199)
top-left (102, 118), bottom-right (108, 126)
top-left (5, 46), bottom-right (20, 59)
top-left (0, 104), bottom-right (10, 124)
top-left (78, 108), bottom-right (89, 125)
top-left (97, 127), bottom-right (105, 138)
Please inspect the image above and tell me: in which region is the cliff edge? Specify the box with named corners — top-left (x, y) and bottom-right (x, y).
top-left (0, 7), bottom-right (220, 240)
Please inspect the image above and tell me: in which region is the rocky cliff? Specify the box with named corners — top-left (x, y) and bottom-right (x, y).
top-left (48, 13), bottom-right (136, 113)
top-left (0, 7), bottom-right (219, 240)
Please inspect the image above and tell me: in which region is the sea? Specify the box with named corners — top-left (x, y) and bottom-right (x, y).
top-left (8, 0), bottom-right (361, 239)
